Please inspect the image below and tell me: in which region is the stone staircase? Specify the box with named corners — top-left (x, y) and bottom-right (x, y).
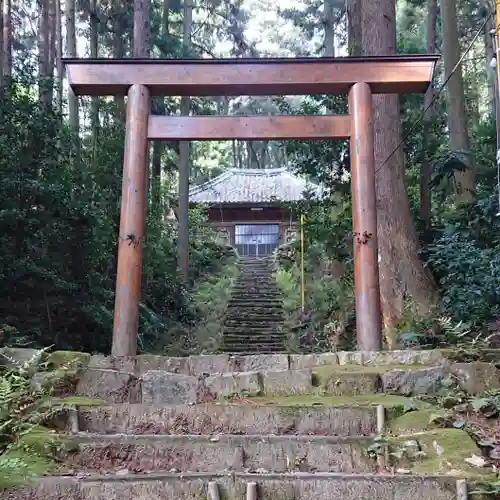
top-left (221, 256), bottom-right (286, 354)
top-left (3, 348), bottom-right (498, 499)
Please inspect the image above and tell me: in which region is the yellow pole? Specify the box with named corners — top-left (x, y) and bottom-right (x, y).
top-left (300, 213), bottom-right (305, 313)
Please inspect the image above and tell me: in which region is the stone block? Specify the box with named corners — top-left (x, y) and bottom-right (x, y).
top-left (136, 355), bottom-right (190, 375)
top-left (381, 366), bottom-right (454, 395)
top-left (451, 362), bottom-right (500, 394)
top-left (9, 471), bottom-right (457, 500)
top-left (76, 368), bottom-right (139, 403)
top-left (140, 370), bottom-right (200, 405)
top-left (206, 371), bottom-right (262, 397)
top-left (337, 351), bottom-right (363, 365)
top-left (362, 350), bottom-right (445, 366)
top-left (321, 372), bottom-right (380, 396)
top-left (71, 435), bottom-right (374, 474)
top-left (289, 353), bottom-right (338, 370)
top-left (239, 354), bottom-right (289, 372)
top-left (189, 354), bottom-right (230, 375)
top-left (88, 354), bottom-right (136, 373)
top-left (79, 403), bottom-right (379, 436)
top-left (262, 369), bottom-right (313, 395)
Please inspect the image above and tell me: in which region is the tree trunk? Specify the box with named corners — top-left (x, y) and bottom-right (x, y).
top-left (3, 0), bottom-right (11, 80)
top-left (347, 0), bottom-right (361, 56)
top-left (48, 0), bottom-right (56, 78)
top-left (441, 0), bottom-right (475, 202)
top-left (114, 12), bottom-right (126, 121)
top-left (420, 0), bottom-right (437, 227)
top-left (38, 0), bottom-right (52, 107)
top-left (324, 0), bottom-right (335, 57)
top-left (0, 0), bottom-right (3, 86)
top-left (152, 0), bottom-right (172, 210)
top-left (359, 0), bottom-right (439, 346)
top-left (484, 10), bottom-right (500, 153)
top-left (133, 0), bottom-right (151, 219)
top-left (55, 0), bottom-right (63, 113)
top-left (177, 0), bottom-right (193, 279)
top-left (65, 0), bottom-right (80, 167)
top-left (90, 0), bottom-right (99, 159)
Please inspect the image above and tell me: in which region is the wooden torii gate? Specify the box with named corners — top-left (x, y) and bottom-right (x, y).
top-left (63, 55), bottom-right (437, 356)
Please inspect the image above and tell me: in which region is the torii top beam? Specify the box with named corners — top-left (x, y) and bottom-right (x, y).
top-left (63, 55), bottom-right (438, 97)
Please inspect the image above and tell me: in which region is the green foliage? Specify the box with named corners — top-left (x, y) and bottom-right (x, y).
top-left (177, 256), bottom-right (239, 355)
top-left (0, 76), bottom-right (231, 354)
top-left (275, 239), bottom-right (355, 353)
top-left (0, 349), bottom-right (100, 490)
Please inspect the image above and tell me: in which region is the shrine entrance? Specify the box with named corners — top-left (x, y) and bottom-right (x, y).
top-left (63, 55), bottom-right (437, 356)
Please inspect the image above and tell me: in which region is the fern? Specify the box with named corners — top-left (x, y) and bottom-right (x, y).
top-left (0, 348), bottom-right (102, 490)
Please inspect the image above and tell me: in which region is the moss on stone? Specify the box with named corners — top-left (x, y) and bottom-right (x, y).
top-left (388, 409), bottom-right (437, 433)
top-left (409, 429), bottom-right (495, 480)
top-left (46, 351), bottom-right (90, 371)
top-left (439, 348), bottom-right (500, 364)
top-left (311, 363), bottom-right (429, 382)
top-left (246, 393), bottom-right (411, 407)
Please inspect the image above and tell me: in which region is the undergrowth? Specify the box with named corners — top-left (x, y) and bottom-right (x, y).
top-left (0, 347), bottom-right (101, 490)
top-left (274, 241), bottom-right (355, 353)
top-left (187, 255), bottom-right (239, 354)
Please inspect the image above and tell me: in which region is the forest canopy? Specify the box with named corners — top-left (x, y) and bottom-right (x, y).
top-left (0, 0), bottom-right (499, 353)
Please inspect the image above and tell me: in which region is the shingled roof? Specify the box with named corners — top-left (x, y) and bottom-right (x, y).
top-left (188, 167), bottom-right (320, 204)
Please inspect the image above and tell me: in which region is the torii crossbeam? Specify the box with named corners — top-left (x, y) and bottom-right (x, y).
top-left (63, 55), bottom-right (437, 356)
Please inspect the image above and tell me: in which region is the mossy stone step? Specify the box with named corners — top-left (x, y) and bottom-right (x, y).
top-left (68, 433), bottom-right (375, 474)
top-left (11, 472), bottom-right (458, 500)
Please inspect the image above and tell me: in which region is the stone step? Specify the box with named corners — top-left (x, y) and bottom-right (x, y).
top-left (14, 472), bottom-right (458, 500)
top-left (77, 402), bottom-right (379, 436)
top-left (74, 363), bottom-right (486, 404)
top-left (225, 309), bottom-right (283, 316)
top-left (227, 301), bottom-right (283, 307)
top-left (230, 295), bottom-right (282, 301)
top-left (222, 336), bottom-right (284, 344)
top-left (68, 434), bottom-right (375, 474)
top-left (224, 320), bottom-right (284, 326)
top-left (222, 334), bottom-right (285, 341)
top-left (224, 316), bottom-right (284, 323)
top-left (223, 327), bottom-right (283, 334)
top-left (221, 344), bottom-right (286, 353)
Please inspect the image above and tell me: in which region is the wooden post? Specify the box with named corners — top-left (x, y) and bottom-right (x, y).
top-left (348, 82), bottom-right (382, 351)
top-left (112, 84), bottom-right (150, 357)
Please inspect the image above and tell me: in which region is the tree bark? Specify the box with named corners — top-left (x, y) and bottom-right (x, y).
top-left (65, 0), bottom-right (80, 167)
top-left (347, 0), bottom-right (361, 56)
top-left (441, 0), bottom-right (475, 202)
top-left (55, 0), bottom-right (63, 113)
top-left (133, 0), bottom-right (151, 219)
top-left (483, 10), bottom-right (500, 152)
top-left (3, 0), bottom-right (10, 80)
top-left (324, 0), bottom-right (335, 57)
top-left (152, 0), bottom-right (172, 210)
top-left (177, 0), bottom-right (193, 279)
top-left (359, 0), bottom-right (439, 346)
top-left (38, 0), bottom-right (52, 107)
top-left (113, 12), bottom-right (126, 121)
top-left (0, 0), bottom-right (3, 86)
top-left (90, 0), bottom-right (100, 159)
top-left (420, 0), bottom-right (437, 227)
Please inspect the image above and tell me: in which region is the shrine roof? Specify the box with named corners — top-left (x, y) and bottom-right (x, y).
top-left (188, 167), bottom-right (321, 204)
